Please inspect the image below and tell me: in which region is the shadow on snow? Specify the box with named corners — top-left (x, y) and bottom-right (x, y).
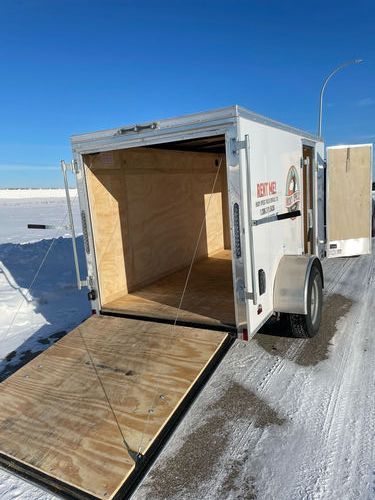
top-left (0, 236), bottom-right (91, 381)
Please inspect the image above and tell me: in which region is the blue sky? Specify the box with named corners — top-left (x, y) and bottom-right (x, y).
top-left (0, 0), bottom-right (374, 187)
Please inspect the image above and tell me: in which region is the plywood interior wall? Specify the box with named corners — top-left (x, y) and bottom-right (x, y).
top-left (327, 145), bottom-right (372, 241)
top-left (85, 147), bottom-right (230, 305)
top-left (85, 164), bottom-right (128, 305)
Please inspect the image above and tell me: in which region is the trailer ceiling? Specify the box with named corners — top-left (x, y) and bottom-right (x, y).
top-left (145, 134), bottom-right (226, 154)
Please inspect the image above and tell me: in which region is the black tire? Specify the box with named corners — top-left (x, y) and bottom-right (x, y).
top-left (287, 265), bottom-right (323, 338)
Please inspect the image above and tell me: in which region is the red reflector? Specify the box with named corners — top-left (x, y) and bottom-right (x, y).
top-left (242, 328), bottom-right (249, 341)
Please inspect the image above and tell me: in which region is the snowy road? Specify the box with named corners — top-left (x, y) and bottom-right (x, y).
top-left (135, 250), bottom-right (375, 500)
top-left (0, 190), bottom-right (374, 499)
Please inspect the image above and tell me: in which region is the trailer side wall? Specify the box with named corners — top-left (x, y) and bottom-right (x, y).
top-left (238, 117), bottom-right (308, 332)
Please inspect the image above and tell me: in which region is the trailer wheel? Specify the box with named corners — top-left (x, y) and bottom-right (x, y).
top-left (287, 265), bottom-right (323, 338)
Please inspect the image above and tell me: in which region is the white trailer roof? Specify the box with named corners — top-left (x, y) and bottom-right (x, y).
top-left (71, 105), bottom-right (319, 154)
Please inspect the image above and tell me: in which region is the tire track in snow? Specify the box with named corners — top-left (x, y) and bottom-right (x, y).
top-left (308, 312), bottom-right (360, 498)
top-left (312, 255), bottom-right (375, 499)
top-left (290, 255), bottom-right (373, 500)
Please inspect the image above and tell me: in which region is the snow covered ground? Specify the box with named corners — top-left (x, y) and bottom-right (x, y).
top-left (135, 251), bottom-right (375, 500)
top-left (0, 189), bottom-right (374, 499)
top-left (0, 190), bottom-right (90, 499)
top-left (0, 189), bottom-right (77, 244)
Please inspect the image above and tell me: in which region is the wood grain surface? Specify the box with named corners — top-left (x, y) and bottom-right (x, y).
top-left (327, 145), bottom-right (372, 241)
top-left (84, 147), bottom-right (230, 305)
top-left (0, 316), bottom-right (227, 499)
top-left (103, 249), bottom-right (235, 326)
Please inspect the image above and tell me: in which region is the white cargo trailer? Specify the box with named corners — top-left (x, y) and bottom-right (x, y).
top-left (0, 106), bottom-right (372, 500)
top-left (68, 105), bottom-right (331, 339)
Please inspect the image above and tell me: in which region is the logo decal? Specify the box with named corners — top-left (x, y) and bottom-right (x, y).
top-left (285, 166), bottom-right (300, 212)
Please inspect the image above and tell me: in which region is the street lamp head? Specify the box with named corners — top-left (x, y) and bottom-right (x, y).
top-left (317, 58), bottom-right (364, 138)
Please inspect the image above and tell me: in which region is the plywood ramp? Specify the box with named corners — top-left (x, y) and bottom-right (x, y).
top-left (0, 316), bottom-right (228, 499)
top-left (103, 249), bottom-right (235, 327)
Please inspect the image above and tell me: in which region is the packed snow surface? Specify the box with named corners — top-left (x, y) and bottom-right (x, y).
top-left (0, 188), bottom-right (75, 199)
top-left (0, 188), bottom-right (78, 243)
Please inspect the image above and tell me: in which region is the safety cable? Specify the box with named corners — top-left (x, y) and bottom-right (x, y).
top-left (173, 156), bottom-right (224, 327)
top-left (137, 155), bottom-right (224, 455)
top-left (0, 262), bottom-right (32, 303)
top-left (3, 194), bottom-right (78, 342)
top-left (76, 324), bottom-right (138, 461)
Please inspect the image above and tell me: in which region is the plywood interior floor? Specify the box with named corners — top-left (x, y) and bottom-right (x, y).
top-left (0, 315), bottom-right (228, 499)
top-left (103, 249), bottom-right (235, 327)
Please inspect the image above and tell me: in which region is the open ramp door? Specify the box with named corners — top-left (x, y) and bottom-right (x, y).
top-left (326, 144), bottom-right (373, 258)
top-left (0, 316), bottom-right (231, 499)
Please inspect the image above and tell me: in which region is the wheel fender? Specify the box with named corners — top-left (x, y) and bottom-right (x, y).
top-left (273, 255), bottom-right (323, 315)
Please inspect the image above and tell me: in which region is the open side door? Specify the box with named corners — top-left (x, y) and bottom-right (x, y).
top-left (326, 144), bottom-right (373, 258)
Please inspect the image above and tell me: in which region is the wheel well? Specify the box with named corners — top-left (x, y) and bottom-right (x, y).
top-left (274, 254), bottom-right (324, 315)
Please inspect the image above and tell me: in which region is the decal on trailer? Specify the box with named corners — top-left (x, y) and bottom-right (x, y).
top-left (255, 180), bottom-right (279, 217)
top-left (285, 166), bottom-right (300, 213)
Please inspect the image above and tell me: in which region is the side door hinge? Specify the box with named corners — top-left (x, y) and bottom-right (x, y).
top-left (245, 290), bottom-right (255, 301)
top-left (232, 138), bottom-right (247, 155)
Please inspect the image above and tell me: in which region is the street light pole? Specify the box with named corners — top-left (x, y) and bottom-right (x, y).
top-left (318, 59), bottom-right (363, 139)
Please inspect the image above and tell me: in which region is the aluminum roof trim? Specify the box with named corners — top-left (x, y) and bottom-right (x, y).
top-left (237, 106), bottom-right (319, 142)
top-left (71, 105), bottom-right (320, 151)
top-left (71, 106), bottom-right (239, 144)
